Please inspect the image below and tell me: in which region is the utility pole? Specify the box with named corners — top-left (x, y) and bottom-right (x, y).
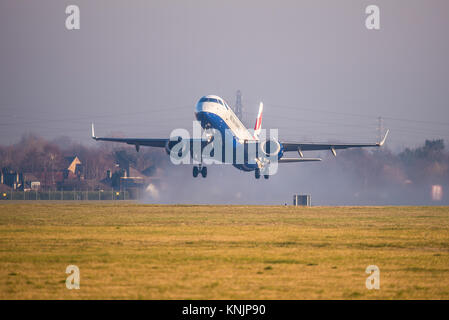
top-left (234, 90), bottom-right (243, 121)
top-left (377, 116), bottom-right (384, 141)
top-left (50, 154), bottom-right (55, 186)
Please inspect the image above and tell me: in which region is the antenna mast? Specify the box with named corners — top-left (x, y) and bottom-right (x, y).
top-left (234, 90), bottom-right (243, 121)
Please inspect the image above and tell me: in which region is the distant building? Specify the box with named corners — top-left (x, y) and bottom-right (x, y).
top-left (101, 165), bottom-right (160, 192)
top-left (23, 173), bottom-right (41, 191)
top-left (293, 194), bottom-right (311, 207)
top-left (1, 168), bottom-right (22, 190)
top-left (62, 156), bottom-right (84, 181)
top-left (65, 156), bottom-right (81, 174)
top-left (30, 182), bottom-right (41, 190)
top-left (34, 171), bottom-right (64, 189)
top-left (120, 167), bottom-right (145, 189)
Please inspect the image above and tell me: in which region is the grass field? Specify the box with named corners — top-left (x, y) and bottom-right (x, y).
top-left (0, 203), bottom-right (448, 299)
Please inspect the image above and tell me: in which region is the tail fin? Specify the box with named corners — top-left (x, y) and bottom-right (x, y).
top-left (253, 102), bottom-right (263, 140)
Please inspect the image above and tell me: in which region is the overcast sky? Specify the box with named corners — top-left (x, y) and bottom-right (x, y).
top-left (1, 0), bottom-right (448, 150)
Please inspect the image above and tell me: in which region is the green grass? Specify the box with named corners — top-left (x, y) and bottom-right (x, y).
top-left (0, 203), bottom-right (448, 299)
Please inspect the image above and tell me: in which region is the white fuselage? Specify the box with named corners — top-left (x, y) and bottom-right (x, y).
top-left (194, 95), bottom-right (255, 143)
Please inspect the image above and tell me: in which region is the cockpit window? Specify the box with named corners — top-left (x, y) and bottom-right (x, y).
top-left (199, 97), bottom-right (222, 104)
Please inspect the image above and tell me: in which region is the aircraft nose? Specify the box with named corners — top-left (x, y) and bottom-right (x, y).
top-left (195, 101), bottom-right (203, 121)
top-left (195, 101), bottom-right (204, 115)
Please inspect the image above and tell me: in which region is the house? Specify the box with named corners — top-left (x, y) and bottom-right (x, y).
top-left (63, 156), bottom-right (84, 180)
top-left (1, 168), bottom-right (22, 190)
top-left (23, 173), bottom-right (41, 191)
top-left (65, 156), bottom-right (81, 174)
top-left (101, 166), bottom-right (147, 190)
top-left (120, 167), bottom-right (145, 189)
top-left (34, 171), bottom-right (64, 189)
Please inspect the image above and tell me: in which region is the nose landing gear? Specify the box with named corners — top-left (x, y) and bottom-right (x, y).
top-left (193, 165), bottom-right (207, 178)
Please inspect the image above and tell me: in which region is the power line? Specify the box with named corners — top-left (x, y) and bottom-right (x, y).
top-left (0, 105), bottom-right (192, 127)
top-left (244, 100), bottom-right (449, 127)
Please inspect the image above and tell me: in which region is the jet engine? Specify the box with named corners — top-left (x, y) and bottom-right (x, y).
top-left (260, 138), bottom-right (283, 160)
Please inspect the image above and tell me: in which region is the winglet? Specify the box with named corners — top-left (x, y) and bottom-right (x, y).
top-left (378, 129), bottom-right (389, 146)
top-left (91, 123), bottom-right (97, 140)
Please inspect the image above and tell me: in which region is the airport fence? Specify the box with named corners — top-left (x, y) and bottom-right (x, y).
top-left (0, 190), bottom-right (139, 201)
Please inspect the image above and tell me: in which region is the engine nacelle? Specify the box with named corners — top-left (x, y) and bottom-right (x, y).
top-left (165, 136), bottom-right (183, 155)
top-left (260, 138), bottom-right (284, 160)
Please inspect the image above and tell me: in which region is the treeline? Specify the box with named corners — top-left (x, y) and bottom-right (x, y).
top-left (329, 139), bottom-right (448, 189)
top-left (0, 134), bottom-right (167, 180)
top-left (0, 134), bottom-right (447, 189)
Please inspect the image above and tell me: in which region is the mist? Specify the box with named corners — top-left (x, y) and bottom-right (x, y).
top-left (149, 141), bottom-right (448, 206)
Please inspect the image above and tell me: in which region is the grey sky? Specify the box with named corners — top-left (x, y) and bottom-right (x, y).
top-left (1, 0), bottom-right (448, 150)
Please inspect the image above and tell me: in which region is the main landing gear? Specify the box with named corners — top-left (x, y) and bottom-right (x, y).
top-left (193, 165), bottom-right (207, 178)
top-left (255, 169), bottom-right (269, 180)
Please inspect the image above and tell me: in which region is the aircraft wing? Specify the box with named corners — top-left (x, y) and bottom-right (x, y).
top-left (91, 123), bottom-right (212, 153)
top-left (92, 136), bottom-right (168, 148)
top-left (281, 130), bottom-right (389, 155)
top-left (91, 124), bottom-right (167, 148)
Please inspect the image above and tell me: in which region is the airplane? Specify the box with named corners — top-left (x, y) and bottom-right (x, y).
top-left (92, 94), bottom-right (389, 179)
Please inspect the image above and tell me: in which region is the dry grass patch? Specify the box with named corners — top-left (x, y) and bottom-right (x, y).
top-left (0, 203), bottom-right (448, 299)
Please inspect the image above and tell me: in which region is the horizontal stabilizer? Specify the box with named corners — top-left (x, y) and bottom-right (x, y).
top-left (278, 158), bottom-right (322, 163)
